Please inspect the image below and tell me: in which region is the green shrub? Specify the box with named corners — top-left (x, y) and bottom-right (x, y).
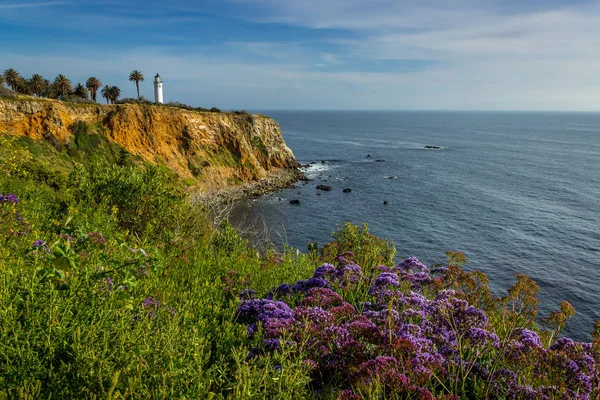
top-left (320, 222), bottom-right (396, 273)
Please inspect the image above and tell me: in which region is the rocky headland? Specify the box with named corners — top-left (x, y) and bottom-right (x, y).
top-left (0, 97), bottom-right (301, 202)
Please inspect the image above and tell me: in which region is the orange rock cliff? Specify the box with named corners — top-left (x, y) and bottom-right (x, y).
top-left (0, 98), bottom-right (300, 191)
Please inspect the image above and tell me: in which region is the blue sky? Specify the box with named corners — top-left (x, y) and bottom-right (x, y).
top-left (1, 0), bottom-right (600, 110)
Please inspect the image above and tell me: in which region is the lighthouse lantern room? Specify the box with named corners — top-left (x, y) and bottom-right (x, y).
top-left (154, 73), bottom-right (164, 104)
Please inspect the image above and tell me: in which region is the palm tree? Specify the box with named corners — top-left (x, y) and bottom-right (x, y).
top-left (73, 83), bottom-right (88, 99)
top-left (16, 79), bottom-right (31, 95)
top-left (29, 74), bottom-right (45, 97)
top-left (40, 79), bottom-right (52, 98)
top-left (3, 69), bottom-right (23, 92)
top-left (101, 85), bottom-right (112, 104)
top-left (109, 86), bottom-right (121, 104)
top-left (54, 74), bottom-right (72, 99)
top-left (86, 77), bottom-right (102, 102)
top-left (0, 74), bottom-right (4, 87)
top-left (128, 70), bottom-right (144, 100)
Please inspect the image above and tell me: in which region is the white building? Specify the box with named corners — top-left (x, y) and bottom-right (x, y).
top-left (154, 73), bottom-right (164, 104)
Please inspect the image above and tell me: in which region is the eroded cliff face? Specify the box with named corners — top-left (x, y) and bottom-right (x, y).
top-left (0, 98), bottom-right (299, 190)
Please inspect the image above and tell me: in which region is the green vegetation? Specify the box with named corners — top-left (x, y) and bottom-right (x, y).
top-left (128, 70), bottom-right (145, 100)
top-left (1, 69), bottom-right (120, 105)
top-left (0, 122), bottom-right (144, 188)
top-left (251, 136), bottom-right (269, 159)
top-left (1, 131), bottom-right (598, 399)
top-left (0, 132), bottom-right (326, 399)
top-left (85, 77), bottom-right (102, 103)
top-left (101, 85), bottom-right (122, 104)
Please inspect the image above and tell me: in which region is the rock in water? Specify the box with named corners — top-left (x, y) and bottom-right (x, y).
top-left (383, 201), bottom-right (390, 205)
top-left (290, 199), bottom-right (300, 205)
top-left (316, 185), bottom-right (332, 191)
top-left (343, 188), bottom-right (352, 193)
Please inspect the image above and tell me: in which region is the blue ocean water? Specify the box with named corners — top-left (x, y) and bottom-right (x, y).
top-left (231, 111), bottom-right (600, 341)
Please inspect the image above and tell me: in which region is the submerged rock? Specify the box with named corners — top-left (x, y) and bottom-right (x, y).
top-left (316, 185), bottom-right (332, 191)
top-left (424, 145), bottom-right (442, 149)
top-left (290, 199), bottom-right (300, 205)
top-left (343, 188), bottom-right (352, 193)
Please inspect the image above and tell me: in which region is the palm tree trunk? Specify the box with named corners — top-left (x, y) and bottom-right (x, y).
top-left (136, 82), bottom-right (140, 100)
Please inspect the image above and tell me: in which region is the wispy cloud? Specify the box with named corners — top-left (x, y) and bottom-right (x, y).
top-left (0, 1), bottom-right (67, 9)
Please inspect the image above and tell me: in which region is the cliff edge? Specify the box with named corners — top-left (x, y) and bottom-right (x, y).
top-left (0, 98), bottom-right (300, 193)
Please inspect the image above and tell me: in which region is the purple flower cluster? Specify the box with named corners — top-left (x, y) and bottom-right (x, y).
top-left (87, 231), bottom-right (106, 246)
top-left (1, 193), bottom-right (31, 239)
top-left (32, 239), bottom-right (50, 252)
top-left (0, 193), bottom-right (19, 204)
top-left (139, 296), bottom-right (177, 318)
top-left (236, 256), bottom-right (600, 398)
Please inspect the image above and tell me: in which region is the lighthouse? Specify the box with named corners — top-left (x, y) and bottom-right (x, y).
top-left (153, 73), bottom-right (164, 104)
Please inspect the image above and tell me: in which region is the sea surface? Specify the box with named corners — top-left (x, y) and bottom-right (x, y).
top-left (230, 111), bottom-right (600, 341)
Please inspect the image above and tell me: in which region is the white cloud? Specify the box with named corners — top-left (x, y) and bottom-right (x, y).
top-left (0, 1), bottom-right (67, 9)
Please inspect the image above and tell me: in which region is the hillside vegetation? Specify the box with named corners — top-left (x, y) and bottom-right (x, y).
top-left (0, 131), bottom-right (599, 399)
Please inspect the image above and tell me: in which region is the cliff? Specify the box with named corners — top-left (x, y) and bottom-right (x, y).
top-left (0, 97), bottom-right (299, 192)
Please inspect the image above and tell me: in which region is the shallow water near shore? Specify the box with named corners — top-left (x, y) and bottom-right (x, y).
top-left (229, 111), bottom-right (600, 341)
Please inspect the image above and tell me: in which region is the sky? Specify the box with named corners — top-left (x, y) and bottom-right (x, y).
top-left (1, 0), bottom-right (600, 110)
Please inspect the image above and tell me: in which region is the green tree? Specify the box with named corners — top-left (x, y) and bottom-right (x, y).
top-left (86, 77), bottom-right (102, 102)
top-left (54, 74), bottom-right (73, 99)
top-left (29, 74), bottom-right (46, 97)
top-left (40, 79), bottom-right (52, 98)
top-left (3, 68), bottom-right (23, 92)
top-left (128, 70), bottom-right (144, 100)
top-left (0, 73), bottom-right (4, 87)
top-left (109, 86), bottom-right (121, 103)
top-left (16, 79), bottom-right (31, 95)
top-left (101, 85), bottom-right (112, 104)
top-left (73, 83), bottom-right (88, 99)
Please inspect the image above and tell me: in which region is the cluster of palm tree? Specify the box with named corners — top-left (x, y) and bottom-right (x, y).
top-left (100, 86), bottom-right (122, 104)
top-left (1, 69), bottom-right (148, 105)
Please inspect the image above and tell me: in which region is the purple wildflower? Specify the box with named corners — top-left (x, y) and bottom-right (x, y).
top-left (549, 337), bottom-right (576, 351)
top-left (142, 297), bottom-right (160, 308)
top-left (32, 240), bottom-right (50, 252)
top-left (368, 272), bottom-right (400, 299)
top-left (466, 327), bottom-right (500, 347)
top-left (301, 288), bottom-right (343, 308)
top-left (104, 277), bottom-right (114, 290)
top-left (396, 256), bottom-right (429, 273)
top-left (293, 277), bottom-right (330, 293)
top-left (516, 328), bottom-right (542, 348)
top-left (0, 193), bottom-right (19, 204)
top-left (313, 263), bottom-right (337, 279)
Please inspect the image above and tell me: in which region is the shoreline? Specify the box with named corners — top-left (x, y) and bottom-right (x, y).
top-left (191, 167), bottom-right (303, 208)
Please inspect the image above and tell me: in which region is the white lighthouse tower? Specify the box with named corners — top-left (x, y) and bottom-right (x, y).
top-left (153, 73), bottom-right (164, 104)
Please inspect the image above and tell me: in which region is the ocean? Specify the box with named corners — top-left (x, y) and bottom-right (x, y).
top-left (230, 111), bottom-right (600, 341)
